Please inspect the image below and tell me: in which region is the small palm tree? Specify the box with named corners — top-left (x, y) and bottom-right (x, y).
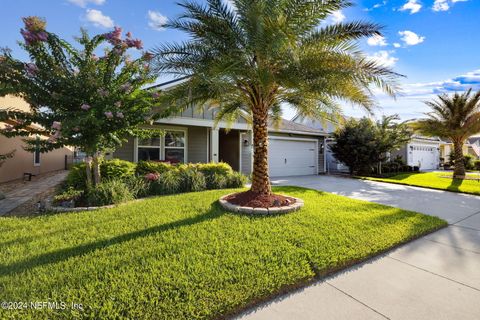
top-left (152, 0), bottom-right (400, 197)
top-left (414, 89), bottom-right (480, 178)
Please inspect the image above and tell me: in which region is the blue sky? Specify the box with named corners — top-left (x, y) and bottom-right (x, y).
top-left (1, 0), bottom-right (479, 120)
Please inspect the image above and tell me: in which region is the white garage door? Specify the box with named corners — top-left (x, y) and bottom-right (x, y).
top-left (411, 145), bottom-right (437, 170)
top-left (268, 137), bottom-right (317, 177)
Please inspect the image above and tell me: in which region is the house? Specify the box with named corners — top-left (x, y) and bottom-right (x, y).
top-left (391, 135), bottom-right (442, 170)
top-left (0, 95), bottom-right (74, 183)
top-left (294, 114), bottom-right (443, 171)
top-left (113, 81), bottom-right (329, 177)
top-left (440, 138), bottom-right (480, 162)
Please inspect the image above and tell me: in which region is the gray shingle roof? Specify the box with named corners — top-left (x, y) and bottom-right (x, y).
top-left (269, 118), bottom-right (327, 135)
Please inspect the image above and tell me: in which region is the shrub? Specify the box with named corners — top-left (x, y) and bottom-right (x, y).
top-left (101, 159), bottom-right (136, 180)
top-left (65, 163), bottom-right (88, 189)
top-left (179, 166), bottom-right (207, 192)
top-left (86, 179), bottom-right (134, 206)
top-left (206, 173), bottom-right (228, 189)
top-left (196, 162), bottom-right (233, 177)
top-left (135, 161), bottom-right (171, 176)
top-left (463, 154), bottom-right (475, 170)
top-left (150, 170), bottom-right (182, 195)
top-left (124, 176), bottom-right (150, 198)
top-left (226, 171), bottom-right (247, 188)
top-left (474, 160), bottom-right (480, 171)
top-left (53, 187), bottom-right (84, 205)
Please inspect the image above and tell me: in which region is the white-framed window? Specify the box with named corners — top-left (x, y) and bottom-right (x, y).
top-left (33, 135), bottom-right (41, 166)
top-left (136, 129), bottom-right (186, 163)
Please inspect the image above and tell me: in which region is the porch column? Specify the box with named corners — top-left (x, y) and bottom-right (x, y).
top-left (210, 128), bottom-right (219, 163)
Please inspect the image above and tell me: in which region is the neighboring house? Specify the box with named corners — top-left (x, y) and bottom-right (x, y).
top-left (440, 138), bottom-right (480, 162)
top-left (294, 114), bottom-right (443, 172)
top-left (0, 95), bottom-right (74, 183)
top-left (113, 81), bottom-right (329, 178)
top-left (391, 135), bottom-right (442, 170)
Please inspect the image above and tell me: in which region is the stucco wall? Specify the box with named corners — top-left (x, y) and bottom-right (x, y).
top-left (0, 95), bottom-right (73, 183)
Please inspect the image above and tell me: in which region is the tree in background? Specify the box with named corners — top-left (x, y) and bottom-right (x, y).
top-left (0, 17), bottom-right (161, 186)
top-left (413, 89), bottom-right (480, 178)
top-left (151, 0), bottom-right (400, 200)
top-left (331, 115), bottom-right (411, 174)
top-left (0, 150), bottom-right (15, 167)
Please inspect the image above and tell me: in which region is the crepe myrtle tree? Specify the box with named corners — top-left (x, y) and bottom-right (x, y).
top-left (0, 17), bottom-right (162, 187)
top-left (152, 0), bottom-right (401, 197)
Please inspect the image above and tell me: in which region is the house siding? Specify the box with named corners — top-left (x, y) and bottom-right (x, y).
top-left (240, 132), bottom-right (252, 175)
top-left (188, 126), bottom-right (208, 163)
top-left (114, 137), bottom-right (135, 162)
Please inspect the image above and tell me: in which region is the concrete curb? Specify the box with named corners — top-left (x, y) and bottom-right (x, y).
top-left (218, 194), bottom-right (304, 215)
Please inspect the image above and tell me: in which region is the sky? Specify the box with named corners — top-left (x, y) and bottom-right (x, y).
top-left (1, 0), bottom-right (479, 121)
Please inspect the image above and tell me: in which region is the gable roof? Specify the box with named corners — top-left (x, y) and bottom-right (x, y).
top-left (270, 118), bottom-right (327, 135)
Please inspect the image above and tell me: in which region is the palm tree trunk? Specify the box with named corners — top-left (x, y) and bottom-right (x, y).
top-left (453, 141), bottom-right (466, 178)
top-left (250, 106), bottom-right (272, 195)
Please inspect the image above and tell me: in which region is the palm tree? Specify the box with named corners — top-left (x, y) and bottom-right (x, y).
top-left (414, 89), bottom-right (480, 178)
top-left (152, 0), bottom-right (400, 197)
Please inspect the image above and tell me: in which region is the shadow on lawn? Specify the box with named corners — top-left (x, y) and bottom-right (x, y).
top-left (448, 177), bottom-right (464, 192)
top-left (0, 203), bottom-right (224, 277)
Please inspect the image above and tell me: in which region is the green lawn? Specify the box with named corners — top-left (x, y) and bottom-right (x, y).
top-left (0, 187), bottom-right (445, 319)
top-left (362, 172), bottom-right (480, 195)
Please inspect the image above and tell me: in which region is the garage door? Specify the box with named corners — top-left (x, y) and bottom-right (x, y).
top-left (411, 145), bottom-right (437, 170)
top-left (268, 138), bottom-right (317, 177)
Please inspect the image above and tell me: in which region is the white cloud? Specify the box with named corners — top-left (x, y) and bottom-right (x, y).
top-left (328, 10), bottom-right (346, 24)
top-left (367, 50), bottom-right (398, 67)
top-left (367, 35), bottom-right (388, 46)
top-left (400, 0), bottom-right (422, 14)
top-left (147, 10), bottom-right (168, 31)
top-left (364, 1), bottom-right (387, 11)
top-left (85, 9), bottom-right (114, 28)
top-left (393, 42), bottom-right (401, 48)
top-left (433, 0), bottom-right (468, 11)
top-left (399, 30), bottom-right (425, 46)
top-left (68, 0), bottom-right (105, 8)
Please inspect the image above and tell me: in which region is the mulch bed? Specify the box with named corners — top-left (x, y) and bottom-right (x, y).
top-left (224, 191), bottom-right (296, 209)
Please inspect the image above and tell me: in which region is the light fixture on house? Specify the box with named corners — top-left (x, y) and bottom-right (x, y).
top-left (243, 139), bottom-right (250, 147)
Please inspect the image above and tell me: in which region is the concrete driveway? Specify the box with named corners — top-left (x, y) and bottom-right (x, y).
top-left (237, 175), bottom-right (480, 320)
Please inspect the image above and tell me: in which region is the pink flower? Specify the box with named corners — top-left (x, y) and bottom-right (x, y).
top-left (81, 104), bottom-right (91, 110)
top-left (51, 121), bottom-right (62, 130)
top-left (104, 111), bottom-right (113, 119)
top-left (97, 88), bottom-right (109, 97)
top-left (143, 51), bottom-right (153, 61)
top-left (20, 17), bottom-right (48, 45)
top-left (151, 91), bottom-right (160, 98)
top-left (24, 63), bottom-right (38, 76)
top-left (116, 112), bottom-right (124, 118)
top-left (144, 172), bottom-right (160, 181)
top-left (104, 26), bottom-right (122, 45)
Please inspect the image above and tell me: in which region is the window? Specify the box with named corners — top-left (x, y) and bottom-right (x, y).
top-left (33, 136), bottom-right (41, 166)
top-left (137, 130), bottom-right (186, 163)
top-left (164, 131), bottom-right (185, 163)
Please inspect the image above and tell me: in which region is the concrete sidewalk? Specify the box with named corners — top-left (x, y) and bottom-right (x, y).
top-left (237, 175), bottom-right (480, 320)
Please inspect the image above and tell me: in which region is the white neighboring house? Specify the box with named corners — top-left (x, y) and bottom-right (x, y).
top-left (391, 136), bottom-right (442, 170)
top-left (293, 114), bottom-right (442, 172)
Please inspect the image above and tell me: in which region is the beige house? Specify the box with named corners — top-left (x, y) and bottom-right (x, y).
top-left (0, 96), bottom-right (73, 183)
top-left (440, 139), bottom-right (480, 162)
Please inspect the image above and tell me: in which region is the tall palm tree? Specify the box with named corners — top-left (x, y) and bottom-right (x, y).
top-left (152, 0), bottom-right (400, 196)
top-left (414, 89), bottom-right (480, 178)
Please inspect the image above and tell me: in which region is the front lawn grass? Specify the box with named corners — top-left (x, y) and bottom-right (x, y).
top-left (0, 186), bottom-right (446, 319)
top-left (361, 172), bottom-right (480, 195)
